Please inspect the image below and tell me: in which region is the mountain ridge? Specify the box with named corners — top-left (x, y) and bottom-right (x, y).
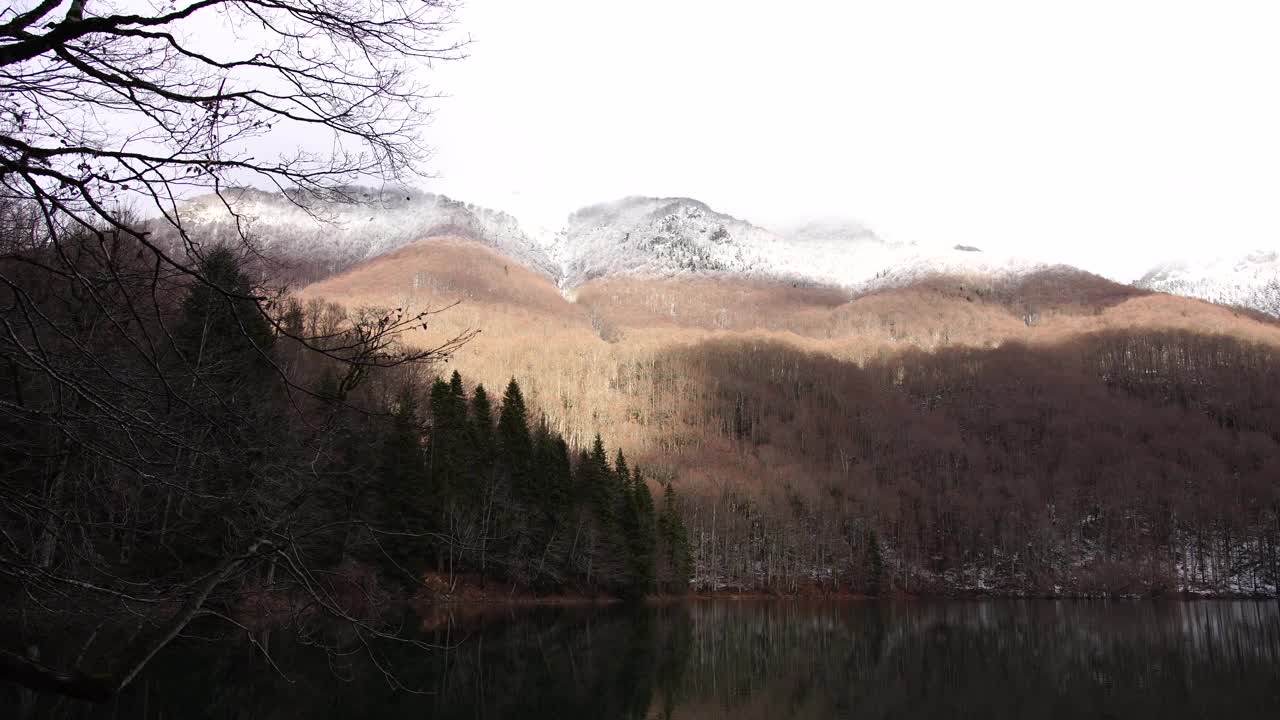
top-left (1136, 249), bottom-right (1280, 317)
top-left (171, 187), bottom-right (1279, 316)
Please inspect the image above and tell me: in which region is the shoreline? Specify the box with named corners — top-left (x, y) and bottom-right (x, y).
top-left (412, 583), bottom-right (1279, 607)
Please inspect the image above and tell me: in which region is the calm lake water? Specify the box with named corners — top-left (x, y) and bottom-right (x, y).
top-left (9, 600), bottom-right (1280, 719)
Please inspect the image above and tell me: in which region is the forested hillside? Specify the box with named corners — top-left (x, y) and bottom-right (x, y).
top-left (302, 235), bottom-right (1280, 597)
top-left (661, 332), bottom-right (1279, 596)
top-left (0, 226), bottom-right (691, 699)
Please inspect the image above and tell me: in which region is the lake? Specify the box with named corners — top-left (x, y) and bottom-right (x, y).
top-left (8, 600), bottom-right (1279, 719)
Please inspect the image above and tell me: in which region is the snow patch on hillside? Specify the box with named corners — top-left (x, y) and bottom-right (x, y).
top-left (1137, 250), bottom-right (1280, 316)
top-left (173, 189), bottom-right (1054, 293)
top-left (546, 196), bottom-right (1043, 291)
top-left (175, 188), bottom-right (559, 280)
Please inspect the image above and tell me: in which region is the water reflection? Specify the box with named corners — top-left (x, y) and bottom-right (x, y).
top-left (8, 601), bottom-right (1279, 719)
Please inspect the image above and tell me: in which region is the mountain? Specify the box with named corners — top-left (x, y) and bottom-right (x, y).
top-left (162, 187), bottom-right (1280, 597)
top-left (549, 196), bottom-right (782, 289)
top-left (297, 230), bottom-right (1280, 597)
top-left (173, 190), bottom-right (1044, 294)
top-left (170, 187), bottom-right (558, 284)
top-left (1137, 250), bottom-right (1280, 317)
top-left (171, 188), bottom-right (1280, 320)
top-left (547, 196), bottom-right (1046, 292)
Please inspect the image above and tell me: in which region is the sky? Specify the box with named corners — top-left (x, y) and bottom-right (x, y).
top-left (418, 0), bottom-right (1280, 281)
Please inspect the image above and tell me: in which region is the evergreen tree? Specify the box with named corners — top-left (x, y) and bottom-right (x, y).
top-left (175, 247), bottom-right (274, 384)
top-left (467, 384), bottom-right (496, 508)
top-left (378, 385), bottom-right (430, 585)
top-left (497, 379), bottom-right (533, 504)
top-left (470, 384), bottom-right (496, 459)
top-left (428, 375), bottom-right (471, 572)
top-left (550, 435), bottom-right (573, 516)
top-left (634, 468), bottom-right (656, 521)
top-left (657, 483), bottom-right (693, 594)
top-left (427, 378), bottom-right (461, 499)
top-left (170, 248), bottom-right (278, 557)
top-left (627, 466), bottom-right (658, 597)
top-left (524, 419), bottom-right (576, 587)
top-left (616, 449), bottom-right (642, 597)
top-left (572, 435), bottom-right (632, 593)
top-left (532, 419), bottom-right (571, 524)
top-left (583, 434), bottom-right (614, 519)
top-left (614, 448), bottom-right (631, 493)
top-left (573, 447), bottom-right (593, 503)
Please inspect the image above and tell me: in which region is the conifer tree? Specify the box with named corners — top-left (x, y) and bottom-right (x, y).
top-left (471, 385), bottom-right (496, 459)
top-left (614, 448), bottom-right (631, 491)
top-left (532, 419), bottom-right (571, 524)
top-left (379, 385), bottom-right (430, 585)
top-left (550, 435), bottom-right (574, 517)
top-left (634, 468), bottom-right (656, 523)
top-left (427, 378), bottom-right (460, 499)
top-left (497, 379), bottom-right (533, 504)
top-left (658, 483), bottom-right (693, 593)
top-left (616, 449), bottom-right (642, 597)
top-left (428, 375), bottom-right (471, 572)
top-left (573, 435), bottom-right (630, 592)
top-left (449, 370), bottom-right (474, 469)
top-left (573, 447), bottom-right (593, 503)
top-left (170, 248), bottom-right (279, 553)
top-left (174, 247), bottom-right (274, 385)
top-left (467, 384), bottom-right (496, 509)
top-left (626, 466), bottom-right (658, 597)
top-left (584, 434), bottom-right (615, 519)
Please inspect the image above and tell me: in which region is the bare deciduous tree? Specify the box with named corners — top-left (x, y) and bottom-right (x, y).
top-left (0, 0), bottom-right (472, 702)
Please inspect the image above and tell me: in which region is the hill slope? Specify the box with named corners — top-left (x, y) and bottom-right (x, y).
top-left (300, 234), bottom-right (1280, 596)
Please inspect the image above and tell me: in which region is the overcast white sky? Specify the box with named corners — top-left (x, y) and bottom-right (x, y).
top-left (421, 0), bottom-right (1280, 281)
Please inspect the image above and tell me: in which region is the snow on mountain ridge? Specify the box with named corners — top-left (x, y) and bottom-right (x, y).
top-left (178, 187), bottom-right (1280, 316)
top-left (1137, 250), bottom-right (1280, 317)
top-left (174, 188), bottom-right (559, 281)
top-left (550, 196), bottom-right (783, 289)
top-left (550, 195), bottom-right (1044, 292)
top-left (175, 189), bottom-right (1047, 293)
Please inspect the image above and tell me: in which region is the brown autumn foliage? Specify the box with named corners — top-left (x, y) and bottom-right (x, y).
top-left (302, 235), bottom-right (1280, 595)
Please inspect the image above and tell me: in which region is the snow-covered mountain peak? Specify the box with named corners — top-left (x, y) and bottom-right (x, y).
top-left (170, 187), bottom-right (559, 281)
top-left (170, 188), bottom-right (1059, 298)
top-left (548, 195), bottom-right (785, 288)
top-left (548, 195), bottom-right (1047, 291)
top-left (1137, 249), bottom-right (1280, 316)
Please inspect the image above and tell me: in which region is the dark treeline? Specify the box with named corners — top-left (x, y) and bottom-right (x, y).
top-left (629, 331), bottom-right (1280, 597)
top-left (355, 366), bottom-right (694, 598)
top-left (0, 219), bottom-right (688, 701)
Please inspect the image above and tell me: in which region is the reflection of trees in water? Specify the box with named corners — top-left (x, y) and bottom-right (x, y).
top-left (6, 606), bottom-right (695, 719)
top-left (671, 601), bottom-right (1280, 720)
top-left (8, 602), bottom-right (1278, 719)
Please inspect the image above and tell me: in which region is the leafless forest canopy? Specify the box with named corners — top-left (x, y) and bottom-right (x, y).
top-left (294, 234), bottom-right (1280, 599)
